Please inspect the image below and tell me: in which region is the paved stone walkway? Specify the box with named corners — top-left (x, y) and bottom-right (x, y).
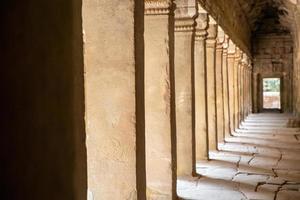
top-left (178, 113), bottom-right (300, 200)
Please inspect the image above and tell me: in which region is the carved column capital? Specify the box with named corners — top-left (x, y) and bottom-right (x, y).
top-left (240, 53), bottom-right (249, 67)
top-left (145, 0), bottom-right (172, 15)
top-left (235, 49), bottom-right (242, 61)
top-left (174, 1), bottom-right (197, 32)
top-left (175, 17), bottom-right (196, 32)
top-left (194, 11), bottom-right (208, 40)
top-left (222, 35), bottom-right (229, 55)
top-left (206, 16), bottom-right (217, 39)
top-left (248, 63), bottom-right (253, 71)
top-left (216, 27), bottom-right (225, 51)
top-left (227, 39), bottom-right (236, 58)
top-left (206, 16), bottom-right (217, 48)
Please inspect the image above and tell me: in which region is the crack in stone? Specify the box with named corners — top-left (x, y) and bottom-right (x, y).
top-left (272, 168), bottom-right (278, 177)
top-left (273, 181), bottom-right (288, 200)
top-left (274, 154), bottom-right (283, 168)
top-left (236, 156), bottom-right (242, 169)
top-left (237, 187), bottom-right (249, 200)
top-left (255, 181), bottom-right (266, 192)
top-left (247, 154), bottom-right (255, 165)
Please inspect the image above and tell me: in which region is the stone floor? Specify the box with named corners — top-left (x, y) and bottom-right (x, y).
top-left (178, 113), bottom-right (300, 200)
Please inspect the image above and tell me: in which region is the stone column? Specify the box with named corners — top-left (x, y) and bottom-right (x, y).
top-left (249, 63), bottom-right (253, 114)
top-left (253, 72), bottom-right (258, 113)
top-left (245, 64), bottom-right (250, 117)
top-left (248, 67), bottom-right (251, 115)
top-left (174, 2), bottom-right (197, 177)
top-left (257, 73), bottom-right (263, 113)
top-left (144, 1), bottom-right (175, 198)
top-left (241, 61), bottom-right (248, 121)
top-left (237, 55), bottom-right (245, 124)
top-left (216, 27), bottom-right (225, 144)
top-left (248, 62), bottom-right (251, 115)
top-left (83, 0), bottom-right (145, 199)
top-left (239, 57), bottom-right (244, 122)
top-left (222, 36), bottom-right (231, 138)
top-left (240, 54), bottom-right (247, 121)
top-left (205, 16), bottom-right (218, 152)
top-left (227, 40), bottom-right (236, 134)
top-left (282, 73), bottom-right (288, 112)
top-left (234, 50), bottom-right (242, 131)
top-left (194, 8), bottom-right (209, 161)
top-left (244, 64), bottom-right (248, 119)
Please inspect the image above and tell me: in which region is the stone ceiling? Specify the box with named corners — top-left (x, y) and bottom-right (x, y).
top-left (238, 0), bottom-right (298, 35)
top-left (197, 0), bottom-right (299, 55)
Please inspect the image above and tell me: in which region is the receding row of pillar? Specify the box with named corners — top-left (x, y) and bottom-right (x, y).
top-left (144, 1), bottom-right (253, 198)
top-left (84, 0), bottom-right (253, 199)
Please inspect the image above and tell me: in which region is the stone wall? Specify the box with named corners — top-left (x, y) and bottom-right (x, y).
top-left (292, 5), bottom-right (300, 116)
top-left (253, 34), bottom-right (293, 112)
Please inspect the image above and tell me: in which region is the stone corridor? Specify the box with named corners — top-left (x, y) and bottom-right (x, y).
top-left (3, 0), bottom-right (300, 199)
top-left (178, 113), bottom-right (300, 200)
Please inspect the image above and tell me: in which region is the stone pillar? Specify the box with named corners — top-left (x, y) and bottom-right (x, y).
top-left (257, 73), bottom-right (263, 113)
top-left (194, 8), bottom-right (209, 161)
top-left (253, 72), bottom-right (258, 113)
top-left (244, 64), bottom-right (248, 118)
top-left (239, 57), bottom-right (244, 122)
top-left (237, 55), bottom-right (245, 127)
top-left (249, 63), bottom-right (253, 114)
top-left (246, 64), bottom-right (251, 117)
top-left (234, 50), bottom-right (242, 131)
top-left (174, 2), bottom-right (197, 176)
top-left (246, 61), bottom-right (250, 116)
top-left (205, 16), bottom-right (218, 151)
top-left (248, 62), bottom-right (251, 115)
top-left (144, 1), bottom-right (175, 198)
top-left (282, 73), bottom-right (288, 112)
top-left (240, 54), bottom-right (248, 121)
top-left (227, 40), bottom-right (236, 134)
top-left (83, 0), bottom-right (145, 199)
top-left (222, 36), bottom-right (231, 138)
top-left (241, 61), bottom-right (248, 120)
top-left (216, 27), bottom-right (225, 144)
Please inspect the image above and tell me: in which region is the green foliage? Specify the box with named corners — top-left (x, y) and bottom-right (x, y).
top-left (263, 78), bottom-right (280, 92)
